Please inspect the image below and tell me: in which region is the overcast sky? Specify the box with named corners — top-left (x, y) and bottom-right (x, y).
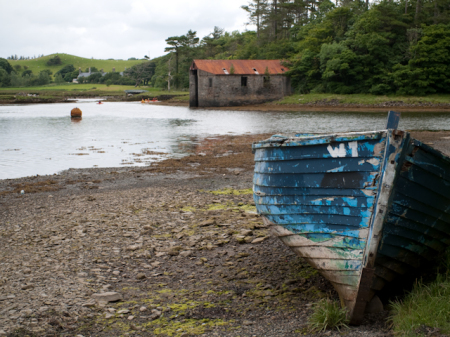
top-left (0, 0), bottom-right (253, 60)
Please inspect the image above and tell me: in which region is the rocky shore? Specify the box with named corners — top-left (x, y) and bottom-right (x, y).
top-left (1, 132), bottom-right (450, 336)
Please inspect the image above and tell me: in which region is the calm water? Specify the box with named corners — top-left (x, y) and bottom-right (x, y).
top-left (1, 99), bottom-right (449, 179)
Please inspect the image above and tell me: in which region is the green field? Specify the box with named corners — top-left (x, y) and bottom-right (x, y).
top-left (278, 93), bottom-right (450, 105)
top-left (0, 83), bottom-right (138, 92)
top-left (0, 83), bottom-right (188, 103)
top-left (7, 53), bottom-right (145, 76)
top-left (0, 83), bottom-right (186, 94)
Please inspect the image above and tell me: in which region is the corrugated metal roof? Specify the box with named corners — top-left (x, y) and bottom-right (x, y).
top-left (191, 60), bottom-right (288, 75)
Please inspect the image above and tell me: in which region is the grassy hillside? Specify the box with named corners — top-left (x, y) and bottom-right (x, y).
top-left (7, 53), bottom-right (145, 76)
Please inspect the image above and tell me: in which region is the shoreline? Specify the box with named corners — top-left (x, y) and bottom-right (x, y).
top-left (1, 132), bottom-right (450, 336)
top-left (2, 95), bottom-right (450, 112)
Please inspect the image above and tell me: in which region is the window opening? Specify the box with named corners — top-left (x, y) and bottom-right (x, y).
top-left (241, 76), bottom-right (248, 87)
top-left (209, 78), bottom-right (213, 87)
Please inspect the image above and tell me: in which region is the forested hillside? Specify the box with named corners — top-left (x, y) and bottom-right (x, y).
top-left (154, 0), bottom-right (450, 95)
top-left (1, 0), bottom-right (450, 95)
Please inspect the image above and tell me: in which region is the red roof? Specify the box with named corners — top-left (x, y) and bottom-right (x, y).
top-left (191, 59), bottom-right (288, 75)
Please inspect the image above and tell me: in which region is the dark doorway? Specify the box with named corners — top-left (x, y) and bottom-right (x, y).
top-left (190, 70), bottom-right (199, 107)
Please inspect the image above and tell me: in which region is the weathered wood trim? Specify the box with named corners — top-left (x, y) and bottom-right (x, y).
top-left (350, 130), bottom-right (409, 324)
top-left (365, 130), bottom-right (409, 268)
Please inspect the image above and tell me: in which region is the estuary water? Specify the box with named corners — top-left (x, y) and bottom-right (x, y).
top-left (1, 99), bottom-right (450, 179)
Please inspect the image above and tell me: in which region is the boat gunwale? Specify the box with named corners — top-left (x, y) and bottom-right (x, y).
top-left (252, 130), bottom-right (387, 151)
top-left (412, 139), bottom-right (450, 164)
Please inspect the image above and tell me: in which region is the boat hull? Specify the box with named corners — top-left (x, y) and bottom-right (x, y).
top-left (253, 130), bottom-right (450, 324)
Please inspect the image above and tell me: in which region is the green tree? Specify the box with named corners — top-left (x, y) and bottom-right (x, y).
top-left (37, 71), bottom-right (50, 85)
top-left (165, 30), bottom-right (199, 88)
top-left (0, 58), bottom-right (13, 74)
top-left (0, 68), bottom-right (11, 87)
top-left (393, 23), bottom-right (450, 94)
top-left (55, 65), bottom-right (75, 81)
top-left (84, 67), bottom-right (99, 73)
top-left (124, 62), bottom-right (156, 86)
top-left (54, 73), bottom-right (65, 84)
top-left (46, 55), bottom-right (62, 66)
top-left (10, 72), bottom-right (23, 87)
top-left (22, 69), bottom-right (33, 77)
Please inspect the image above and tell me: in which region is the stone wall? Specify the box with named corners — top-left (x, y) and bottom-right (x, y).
top-left (189, 69), bottom-right (291, 107)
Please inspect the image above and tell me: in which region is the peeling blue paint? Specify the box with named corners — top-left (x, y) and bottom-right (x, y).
top-left (253, 129), bottom-right (450, 318)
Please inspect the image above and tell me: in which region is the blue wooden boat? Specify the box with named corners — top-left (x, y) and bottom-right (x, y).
top-left (252, 112), bottom-right (450, 324)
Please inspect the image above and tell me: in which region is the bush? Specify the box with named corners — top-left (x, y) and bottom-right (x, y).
top-left (22, 69), bottom-right (32, 77)
top-left (55, 65), bottom-right (75, 81)
top-left (46, 55), bottom-right (62, 66)
top-left (105, 79), bottom-right (112, 87)
top-left (54, 73), bottom-right (65, 84)
top-left (0, 58), bottom-right (13, 74)
top-left (308, 299), bottom-right (349, 332)
top-left (0, 68), bottom-right (11, 87)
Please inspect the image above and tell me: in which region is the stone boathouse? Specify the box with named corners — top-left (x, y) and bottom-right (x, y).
top-left (189, 59), bottom-right (291, 107)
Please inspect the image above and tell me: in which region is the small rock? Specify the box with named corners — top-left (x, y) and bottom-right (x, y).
top-left (199, 219), bottom-right (216, 227)
top-left (243, 320), bottom-right (254, 325)
top-left (112, 270), bottom-right (120, 275)
top-left (82, 301), bottom-right (96, 307)
top-left (117, 309), bottom-right (130, 314)
top-left (140, 306), bottom-right (147, 312)
top-left (105, 313), bottom-right (114, 319)
top-left (21, 284), bottom-right (34, 290)
top-left (136, 273), bottom-right (146, 280)
top-left (127, 244), bottom-right (141, 251)
top-left (236, 235), bottom-right (246, 244)
top-left (168, 247), bottom-right (181, 256)
top-left (251, 237), bottom-right (267, 244)
top-left (127, 315), bottom-right (135, 321)
top-left (91, 292), bottom-right (123, 303)
top-left (179, 250), bottom-right (193, 258)
top-left (244, 236), bottom-right (253, 243)
top-left (241, 229), bottom-right (253, 236)
top-left (151, 309), bottom-right (162, 319)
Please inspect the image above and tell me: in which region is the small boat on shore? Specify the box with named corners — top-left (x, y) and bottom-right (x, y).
top-left (252, 112), bottom-right (450, 324)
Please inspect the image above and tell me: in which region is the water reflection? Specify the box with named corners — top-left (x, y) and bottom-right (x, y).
top-left (0, 101), bottom-right (449, 179)
top-left (168, 119), bottom-right (195, 127)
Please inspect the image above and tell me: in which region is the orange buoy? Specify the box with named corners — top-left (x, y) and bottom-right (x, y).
top-left (71, 107), bottom-right (82, 118)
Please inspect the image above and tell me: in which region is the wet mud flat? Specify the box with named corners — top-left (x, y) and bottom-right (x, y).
top-left (1, 132), bottom-right (450, 337)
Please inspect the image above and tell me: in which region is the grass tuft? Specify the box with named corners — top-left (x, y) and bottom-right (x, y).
top-left (389, 249), bottom-right (450, 336)
top-left (308, 299), bottom-right (349, 332)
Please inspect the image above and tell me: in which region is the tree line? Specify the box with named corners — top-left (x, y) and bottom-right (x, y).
top-left (0, 57), bottom-right (156, 87)
top-left (154, 0), bottom-right (450, 95)
top-left (2, 0), bottom-right (450, 94)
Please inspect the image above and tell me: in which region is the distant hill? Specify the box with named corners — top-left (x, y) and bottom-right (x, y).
top-left (7, 53), bottom-right (146, 76)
